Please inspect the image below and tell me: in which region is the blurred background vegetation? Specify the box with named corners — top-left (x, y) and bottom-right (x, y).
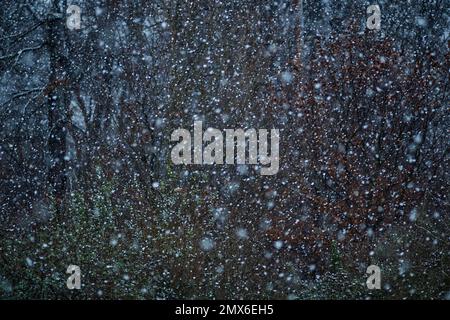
top-left (0, 0), bottom-right (449, 299)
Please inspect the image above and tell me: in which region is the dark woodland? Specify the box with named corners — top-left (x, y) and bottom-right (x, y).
top-left (0, 0), bottom-right (449, 299)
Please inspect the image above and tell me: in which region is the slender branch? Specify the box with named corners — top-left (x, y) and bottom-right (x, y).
top-left (0, 44), bottom-right (43, 62)
top-left (1, 87), bottom-right (44, 107)
top-left (0, 20), bottom-right (45, 42)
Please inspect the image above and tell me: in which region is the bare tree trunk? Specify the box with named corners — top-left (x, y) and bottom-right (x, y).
top-left (46, 0), bottom-right (68, 214)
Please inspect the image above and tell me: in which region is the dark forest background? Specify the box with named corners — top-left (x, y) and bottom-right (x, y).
top-left (0, 0), bottom-right (449, 299)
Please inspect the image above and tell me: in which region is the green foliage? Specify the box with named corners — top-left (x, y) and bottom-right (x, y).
top-left (1, 173), bottom-right (448, 299)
